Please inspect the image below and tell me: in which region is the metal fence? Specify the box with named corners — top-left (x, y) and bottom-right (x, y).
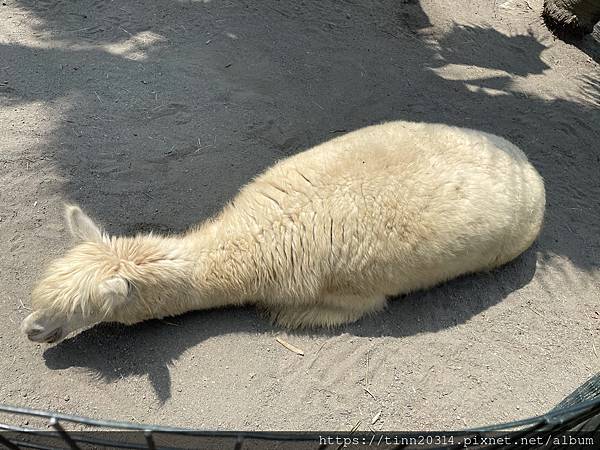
top-left (1, 372), bottom-right (600, 449)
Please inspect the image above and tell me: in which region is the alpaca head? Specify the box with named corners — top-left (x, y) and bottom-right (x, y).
top-left (21, 205), bottom-right (135, 343)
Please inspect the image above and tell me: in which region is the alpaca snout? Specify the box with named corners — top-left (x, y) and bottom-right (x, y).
top-left (27, 327), bottom-right (63, 344)
top-left (21, 311), bottom-right (66, 344)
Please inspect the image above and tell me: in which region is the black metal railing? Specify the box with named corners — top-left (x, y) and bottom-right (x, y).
top-left (1, 373), bottom-right (600, 449)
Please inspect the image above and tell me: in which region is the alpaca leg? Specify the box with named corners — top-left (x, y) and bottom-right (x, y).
top-left (268, 294), bottom-right (386, 329)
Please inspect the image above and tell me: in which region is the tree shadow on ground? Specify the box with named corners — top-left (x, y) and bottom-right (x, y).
top-left (5, 0), bottom-right (599, 400)
top-left (555, 26), bottom-right (600, 64)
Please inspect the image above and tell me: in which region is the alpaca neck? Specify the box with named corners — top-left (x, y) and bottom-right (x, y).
top-left (186, 220), bottom-right (259, 308)
top-left (116, 221), bottom-right (257, 323)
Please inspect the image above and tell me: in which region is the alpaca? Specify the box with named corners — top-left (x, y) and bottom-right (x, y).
top-left (21, 121), bottom-right (545, 344)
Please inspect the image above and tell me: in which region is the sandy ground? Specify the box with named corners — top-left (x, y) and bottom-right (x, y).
top-left (0, 0), bottom-right (599, 432)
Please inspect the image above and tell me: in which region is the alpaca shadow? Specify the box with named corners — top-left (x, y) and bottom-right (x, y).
top-left (351, 245), bottom-right (538, 337)
top-left (42, 306), bottom-right (272, 404)
top-left (42, 245), bottom-right (538, 403)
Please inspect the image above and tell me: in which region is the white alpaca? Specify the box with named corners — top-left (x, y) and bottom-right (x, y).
top-left (21, 121), bottom-right (545, 344)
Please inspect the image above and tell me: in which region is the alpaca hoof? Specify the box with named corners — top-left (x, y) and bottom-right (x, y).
top-left (21, 311), bottom-right (65, 344)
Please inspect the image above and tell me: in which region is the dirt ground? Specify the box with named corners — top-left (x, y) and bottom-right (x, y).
top-left (0, 0), bottom-right (599, 432)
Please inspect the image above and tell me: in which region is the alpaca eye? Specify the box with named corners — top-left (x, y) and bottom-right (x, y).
top-left (124, 279), bottom-right (133, 295)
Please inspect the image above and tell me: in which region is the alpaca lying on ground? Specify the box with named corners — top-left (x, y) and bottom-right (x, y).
top-left (21, 121), bottom-right (545, 344)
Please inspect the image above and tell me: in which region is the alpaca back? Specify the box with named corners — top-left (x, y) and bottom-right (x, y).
top-left (210, 121), bottom-right (545, 306)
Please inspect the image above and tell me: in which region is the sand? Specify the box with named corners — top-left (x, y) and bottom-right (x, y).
top-left (0, 0), bottom-right (599, 431)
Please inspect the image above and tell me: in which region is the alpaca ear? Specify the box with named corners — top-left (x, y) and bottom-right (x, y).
top-left (65, 204), bottom-right (103, 243)
top-left (97, 277), bottom-right (130, 309)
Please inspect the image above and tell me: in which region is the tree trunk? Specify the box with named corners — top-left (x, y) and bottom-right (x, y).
top-left (543, 0), bottom-right (600, 38)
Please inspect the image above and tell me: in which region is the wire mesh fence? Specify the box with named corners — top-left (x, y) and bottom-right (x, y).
top-left (1, 372), bottom-right (600, 449)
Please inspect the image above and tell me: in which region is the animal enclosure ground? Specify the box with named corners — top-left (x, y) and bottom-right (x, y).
top-left (0, 0), bottom-right (599, 431)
